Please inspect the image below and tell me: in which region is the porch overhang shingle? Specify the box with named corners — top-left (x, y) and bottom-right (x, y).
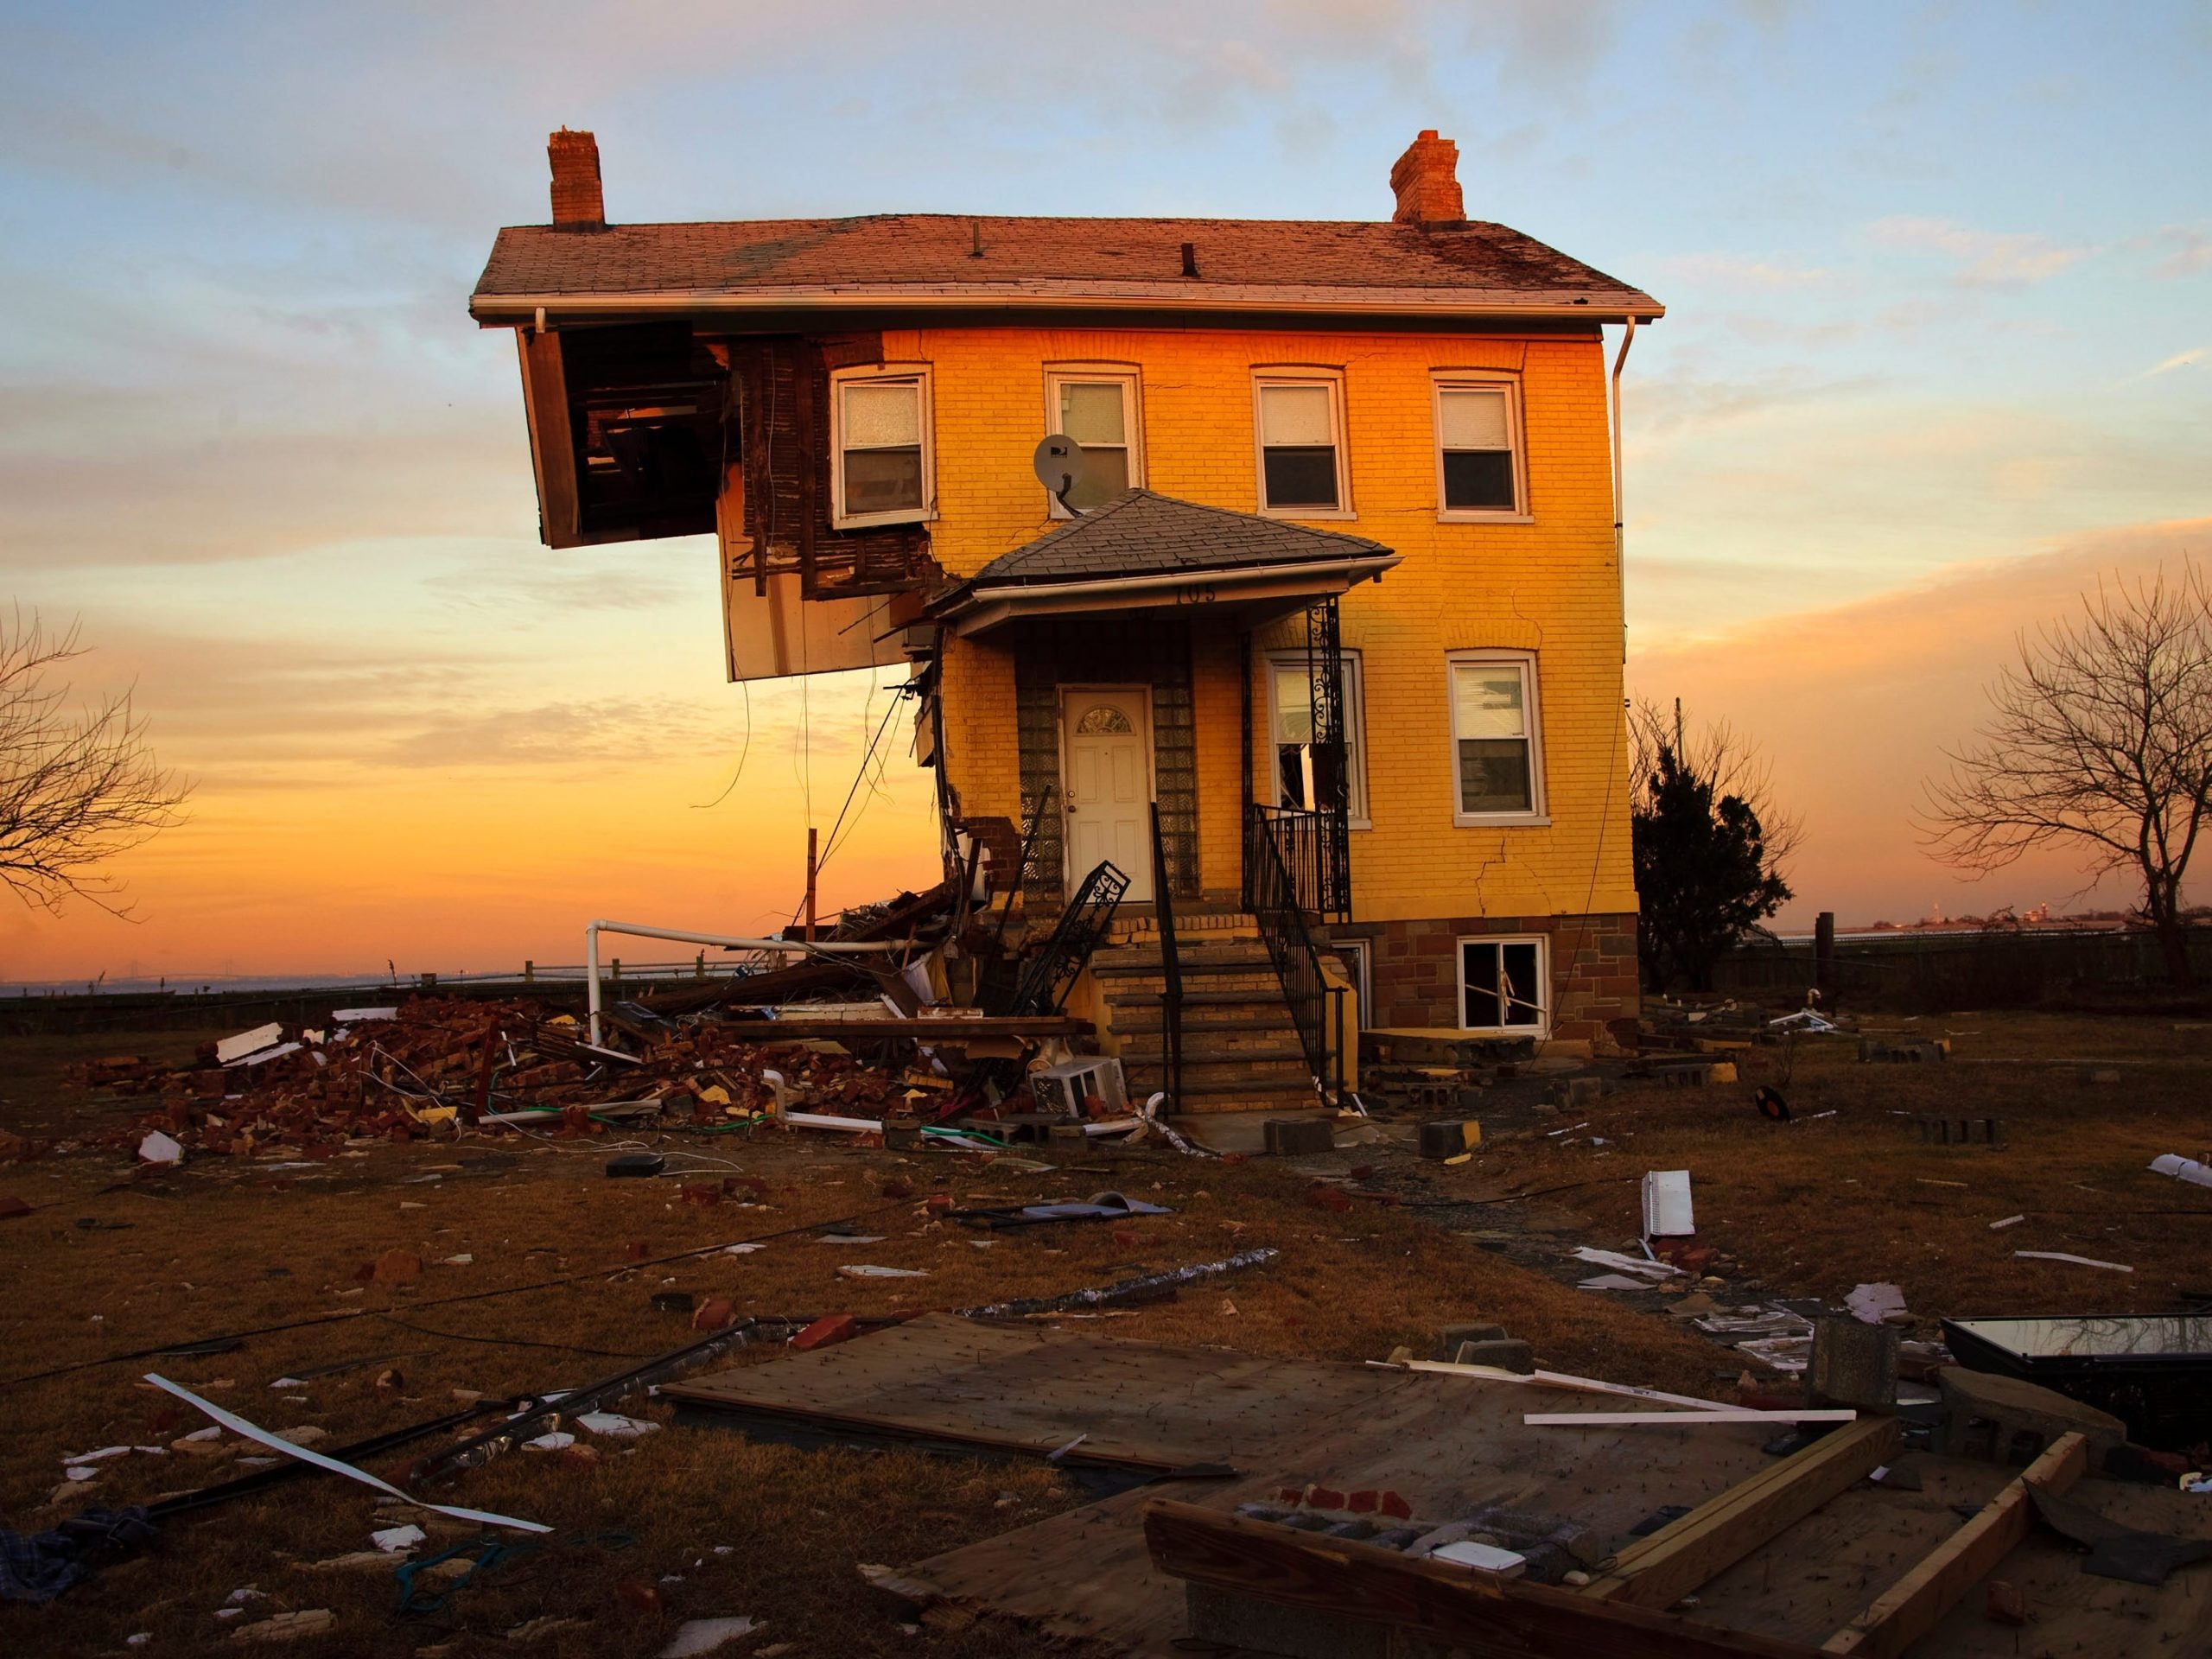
top-left (924, 490), bottom-right (1401, 637)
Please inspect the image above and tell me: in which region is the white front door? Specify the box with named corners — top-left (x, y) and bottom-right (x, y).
top-left (1061, 688), bottom-right (1153, 904)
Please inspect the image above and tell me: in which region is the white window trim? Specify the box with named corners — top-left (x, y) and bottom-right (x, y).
top-left (1265, 648), bottom-right (1370, 830)
top-left (1043, 365), bottom-right (1144, 518)
top-left (1446, 649), bottom-right (1548, 826)
top-left (1456, 933), bottom-right (1550, 1037)
top-left (1328, 937), bottom-right (1374, 1030)
top-left (1432, 372), bottom-right (1532, 524)
top-left (829, 363), bottom-right (936, 531)
top-left (1251, 368), bottom-right (1354, 520)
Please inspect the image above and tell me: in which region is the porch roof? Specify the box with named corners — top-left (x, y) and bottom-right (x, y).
top-left (925, 491), bottom-right (1400, 635)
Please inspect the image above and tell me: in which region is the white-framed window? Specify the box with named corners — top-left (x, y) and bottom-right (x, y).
top-left (830, 365), bottom-right (934, 529)
top-left (1044, 368), bottom-right (1142, 515)
top-left (1266, 650), bottom-right (1369, 828)
top-left (1447, 652), bottom-right (1545, 822)
top-left (1329, 938), bottom-right (1374, 1030)
top-left (1459, 935), bottom-right (1548, 1035)
top-left (1433, 374), bottom-right (1529, 519)
top-left (1252, 370), bottom-right (1351, 518)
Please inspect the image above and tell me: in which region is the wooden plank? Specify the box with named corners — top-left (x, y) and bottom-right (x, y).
top-left (1141, 1499), bottom-right (1821, 1659)
top-left (517, 328), bottom-right (581, 549)
top-left (1818, 1431), bottom-right (2087, 1657)
top-left (1582, 1418), bottom-right (1900, 1610)
top-left (1526, 1411), bottom-right (1857, 1427)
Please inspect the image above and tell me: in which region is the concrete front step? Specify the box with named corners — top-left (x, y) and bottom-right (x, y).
top-left (1133, 1072), bottom-right (1321, 1108)
top-left (1092, 943), bottom-right (1276, 976)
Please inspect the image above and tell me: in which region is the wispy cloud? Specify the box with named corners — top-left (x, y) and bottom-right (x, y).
top-left (1656, 251), bottom-right (1832, 289)
top-left (1867, 215), bottom-right (2097, 287)
top-left (2148, 226), bottom-right (2212, 278)
top-left (2133, 346), bottom-right (2206, 379)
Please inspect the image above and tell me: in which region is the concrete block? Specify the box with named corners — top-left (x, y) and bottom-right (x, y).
top-left (1454, 1338), bottom-right (1535, 1374)
top-left (1939, 1366), bottom-right (2127, 1463)
top-left (1263, 1117), bottom-right (1336, 1157)
top-left (1435, 1321), bottom-right (1504, 1359)
top-left (1418, 1119), bottom-right (1480, 1158)
top-left (1806, 1318), bottom-right (1898, 1411)
top-left (1186, 1582), bottom-right (1390, 1659)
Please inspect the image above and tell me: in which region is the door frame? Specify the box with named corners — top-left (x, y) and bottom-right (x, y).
top-left (1055, 683), bottom-right (1156, 900)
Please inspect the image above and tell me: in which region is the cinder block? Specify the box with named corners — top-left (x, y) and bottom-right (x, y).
top-left (1806, 1318), bottom-right (1898, 1411)
top-left (1454, 1338), bottom-right (1535, 1374)
top-left (1262, 1117), bottom-right (1336, 1157)
top-left (1418, 1118), bottom-right (1480, 1158)
top-left (1939, 1366), bottom-right (2126, 1463)
top-left (1436, 1321), bottom-right (1505, 1358)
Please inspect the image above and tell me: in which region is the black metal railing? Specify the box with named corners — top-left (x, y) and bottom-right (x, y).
top-left (1243, 803), bottom-right (1344, 1107)
top-left (1148, 802), bottom-right (1183, 1111)
top-left (1249, 804), bottom-right (1331, 918)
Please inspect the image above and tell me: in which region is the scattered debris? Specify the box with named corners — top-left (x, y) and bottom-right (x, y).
top-left (1639, 1171), bottom-right (1694, 1238)
top-left (1843, 1282), bottom-right (1908, 1325)
top-left (137, 1131), bottom-right (182, 1166)
top-left (2150, 1154), bottom-right (2212, 1189)
top-left (2012, 1250), bottom-right (2133, 1273)
top-left (659, 1618), bottom-right (765, 1658)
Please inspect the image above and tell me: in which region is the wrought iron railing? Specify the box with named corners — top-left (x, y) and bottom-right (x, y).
top-left (1249, 804), bottom-right (1332, 918)
top-left (1243, 804), bottom-right (1345, 1107)
top-left (1149, 803), bottom-right (1184, 1111)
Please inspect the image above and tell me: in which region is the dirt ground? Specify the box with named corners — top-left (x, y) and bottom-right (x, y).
top-left (0, 1023), bottom-right (1728, 1659)
top-left (3, 1010), bottom-right (2206, 1656)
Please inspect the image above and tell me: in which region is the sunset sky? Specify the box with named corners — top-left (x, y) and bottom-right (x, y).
top-left (2, 1), bottom-right (2208, 983)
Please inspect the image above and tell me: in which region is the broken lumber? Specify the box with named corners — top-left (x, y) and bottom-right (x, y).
top-left (1819, 1430), bottom-right (2087, 1657)
top-left (1581, 1417), bottom-right (1900, 1608)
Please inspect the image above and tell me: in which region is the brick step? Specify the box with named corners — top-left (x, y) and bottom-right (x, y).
top-left (1116, 1039), bottom-right (1307, 1066)
top-left (1106, 988), bottom-right (1292, 1010)
top-left (1092, 944), bottom-right (1276, 976)
top-left (1108, 1009), bottom-right (1299, 1037)
top-left (1136, 1074), bottom-right (1321, 1109)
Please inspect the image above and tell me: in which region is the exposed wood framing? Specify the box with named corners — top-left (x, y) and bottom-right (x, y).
top-left (1819, 1430), bottom-right (2088, 1657)
top-left (517, 327), bottom-right (582, 549)
top-left (1580, 1418), bottom-right (1900, 1610)
top-left (1141, 1499), bottom-right (1821, 1659)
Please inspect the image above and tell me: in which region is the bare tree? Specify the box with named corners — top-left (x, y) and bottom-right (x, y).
top-left (1629, 698), bottom-right (1803, 872)
top-left (0, 609), bottom-right (190, 915)
top-left (1922, 563), bottom-right (2212, 985)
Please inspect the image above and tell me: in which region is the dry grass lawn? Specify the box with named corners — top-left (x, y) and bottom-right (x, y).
top-left (1448, 1010), bottom-right (2212, 1321)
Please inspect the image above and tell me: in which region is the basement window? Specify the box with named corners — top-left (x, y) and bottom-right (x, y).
top-left (1459, 937), bottom-right (1547, 1035)
top-left (831, 366), bottom-right (935, 529)
top-left (1448, 652), bottom-right (1545, 822)
top-left (1433, 376), bottom-right (1529, 518)
top-left (1253, 372), bottom-right (1351, 518)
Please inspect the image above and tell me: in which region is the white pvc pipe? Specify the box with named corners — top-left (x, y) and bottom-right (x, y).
top-left (585, 918), bottom-right (906, 1044)
top-left (1610, 315), bottom-right (1637, 664)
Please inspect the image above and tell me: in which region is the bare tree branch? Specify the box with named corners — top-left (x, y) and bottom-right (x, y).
top-left (1629, 697), bottom-right (1804, 876)
top-left (1920, 560), bottom-right (2212, 982)
top-left (0, 606), bottom-right (192, 918)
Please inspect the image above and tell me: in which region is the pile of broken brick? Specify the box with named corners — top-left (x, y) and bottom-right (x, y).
top-left (79, 996), bottom-right (919, 1161)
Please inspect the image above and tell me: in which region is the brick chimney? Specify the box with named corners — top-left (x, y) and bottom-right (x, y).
top-left (548, 128), bottom-right (605, 231)
top-left (1389, 130), bottom-right (1464, 226)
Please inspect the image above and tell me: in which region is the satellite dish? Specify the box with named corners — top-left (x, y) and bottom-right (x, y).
top-left (1032, 433), bottom-right (1089, 509)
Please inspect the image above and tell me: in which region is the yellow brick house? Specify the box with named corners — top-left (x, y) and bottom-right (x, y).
top-left (471, 129), bottom-right (1661, 1111)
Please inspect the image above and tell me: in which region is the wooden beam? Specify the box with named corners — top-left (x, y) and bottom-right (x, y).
top-left (1525, 1411), bottom-right (1858, 1427)
top-left (1819, 1430), bottom-right (2087, 1658)
top-left (1141, 1499), bottom-right (1822, 1659)
top-left (1581, 1417), bottom-right (1900, 1610)
top-left (517, 327), bottom-right (582, 549)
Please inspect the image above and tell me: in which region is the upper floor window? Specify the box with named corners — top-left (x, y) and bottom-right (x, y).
top-left (1044, 369), bottom-right (1142, 516)
top-left (830, 365), bottom-right (934, 529)
top-left (1253, 372), bottom-right (1351, 518)
top-left (1448, 651), bottom-right (1545, 822)
top-left (1433, 376), bottom-right (1527, 519)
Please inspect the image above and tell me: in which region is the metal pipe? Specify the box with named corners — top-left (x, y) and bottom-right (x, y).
top-left (585, 919), bottom-right (906, 1045)
top-left (1609, 315), bottom-right (1637, 664)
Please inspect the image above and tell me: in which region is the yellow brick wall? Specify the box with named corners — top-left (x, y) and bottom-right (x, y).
top-left (902, 325), bottom-right (1635, 925)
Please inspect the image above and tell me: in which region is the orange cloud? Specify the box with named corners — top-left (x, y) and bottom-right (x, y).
top-left (1630, 517), bottom-right (2212, 929)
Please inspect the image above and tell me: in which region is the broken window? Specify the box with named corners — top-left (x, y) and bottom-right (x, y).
top-left (1268, 651), bottom-right (1368, 825)
top-left (832, 369), bottom-right (933, 527)
top-left (1254, 375), bottom-right (1348, 514)
top-left (1435, 379), bottom-right (1524, 515)
top-left (1046, 372), bottom-right (1141, 513)
top-left (1460, 937), bottom-right (1545, 1033)
top-left (1448, 654), bottom-right (1541, 818)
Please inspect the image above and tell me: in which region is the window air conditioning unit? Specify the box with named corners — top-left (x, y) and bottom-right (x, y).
top-left (1032, 1056), bottom-right (1128, 1119)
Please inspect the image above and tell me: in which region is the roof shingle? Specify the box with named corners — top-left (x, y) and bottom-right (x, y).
top-left (954, 491), bottom-right (1395, 591)
top-left (470, 213), bottom-right (1659, 320)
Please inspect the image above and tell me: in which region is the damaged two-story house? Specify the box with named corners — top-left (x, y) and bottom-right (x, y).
top-left (469, 128), bottom-right (1662, 1113)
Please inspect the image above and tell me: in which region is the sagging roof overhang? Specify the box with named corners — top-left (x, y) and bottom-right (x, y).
top-left (925, 552), bottom-right (1402, 638)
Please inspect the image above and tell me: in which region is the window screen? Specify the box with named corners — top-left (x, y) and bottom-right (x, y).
top-left (838, 378), bottom-right (925, 518)
top-left (1462, 938), bottom-right (1543, 1030)
top-left (1258, 382), bottom-right (1340, 511)
top-left (1452, 661), bottom-right (1534, 814)
top-left (1438, 385), bottom-right (1518, 512)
